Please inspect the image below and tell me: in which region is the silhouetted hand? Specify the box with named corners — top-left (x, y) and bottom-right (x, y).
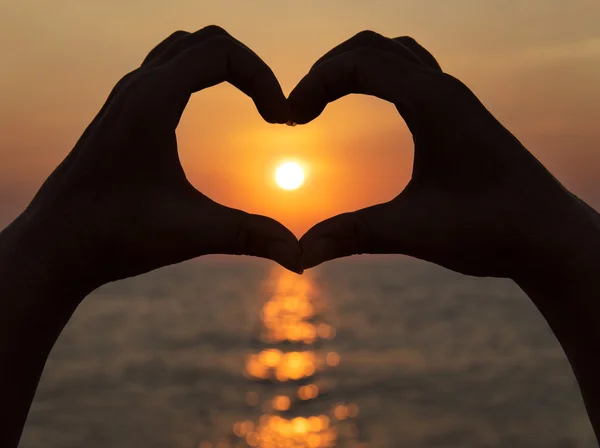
top-left (14, 26), bottom-right (301, 294)
top-left (290, 31), bottom-right (599, 281)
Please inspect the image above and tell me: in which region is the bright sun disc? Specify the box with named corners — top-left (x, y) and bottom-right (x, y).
top-left (275, 162), bottom-right (304, 190)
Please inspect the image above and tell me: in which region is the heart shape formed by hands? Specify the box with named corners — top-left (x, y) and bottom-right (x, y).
top-left (26, 25), bottom-right (590, 294)
top-left (6, 26), bottom-right (600, 448)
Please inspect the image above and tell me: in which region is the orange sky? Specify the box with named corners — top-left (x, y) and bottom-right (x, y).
top-left (1, 1), bottom-right (599, 236)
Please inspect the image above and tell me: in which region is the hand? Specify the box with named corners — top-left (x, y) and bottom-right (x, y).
top-left (290, 31), bottom-right (599, 281)
top-left (11, 26), bottom-right (302, 296)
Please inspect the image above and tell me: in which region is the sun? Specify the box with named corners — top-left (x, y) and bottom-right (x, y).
top-left (275, 162), bottom-right (304, 190)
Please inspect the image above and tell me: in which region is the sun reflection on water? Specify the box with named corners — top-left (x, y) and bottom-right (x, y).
top-left (198, 267), bottom-right (365, 448)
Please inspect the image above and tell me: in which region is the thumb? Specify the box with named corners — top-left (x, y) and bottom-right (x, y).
top-left (191, 202), bottom-right (303, 274)
top-left (235, 211), bottom-right (303, 274)
top-left (299, 194), bottom-right (428, 269)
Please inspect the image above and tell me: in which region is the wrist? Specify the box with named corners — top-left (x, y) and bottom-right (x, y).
top-left (513, 200), bottom-right (600, 305)
top-left (0, 210), bottom-right (94, 308)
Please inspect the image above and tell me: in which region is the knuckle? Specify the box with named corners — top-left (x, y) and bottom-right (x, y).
top-left (441, 73), bottom-right (471, 96)
top-left (204, 35), bottom-right (235, 57)
top-left (398, 35), bottom-right (419, 46)
top-left (347, 45), bottom-right (383, 68)
top-left (200, 24), bottom-right (228, 36)
top-left (129, 70), bottom-right (161, 93)
top-left (168, 30), bottom-right (189, 40)
top-left (120, 70), bottom-right (166, 110)
top-left (172, 26), bottom-right (230, 52)
top-left (352, 30), bottom-right (386, 46)
top-left (104, 70), bottom-right (142, 107)
top-left (115, 70), bottom-right (138, 91)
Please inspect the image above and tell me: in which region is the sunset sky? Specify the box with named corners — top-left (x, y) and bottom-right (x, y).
top-left (1, 1), bottom-right (599, 236)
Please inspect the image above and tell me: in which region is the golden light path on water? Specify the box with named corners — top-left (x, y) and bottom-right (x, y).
top-left (198, 268), bottom-right (366, 448)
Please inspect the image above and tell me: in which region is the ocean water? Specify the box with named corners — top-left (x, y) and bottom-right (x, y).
top-left (20, 256), bottom-right (597, 448)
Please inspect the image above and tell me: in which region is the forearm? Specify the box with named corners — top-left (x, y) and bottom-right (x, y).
top-left (0, 217), bottom-right (87, 448)
top-left (514, 203), bottom-right (600, 441)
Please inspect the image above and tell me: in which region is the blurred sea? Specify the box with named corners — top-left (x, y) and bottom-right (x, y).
top-left (20, 256), bottom-right (597, 448)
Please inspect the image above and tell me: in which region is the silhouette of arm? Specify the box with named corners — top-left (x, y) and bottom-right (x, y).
top-left (0, 225), bottom-right (86, 448)
top-left (292, 31), bottom-right (600, 441)
top-left (0, 26), bottom-right (301, 448)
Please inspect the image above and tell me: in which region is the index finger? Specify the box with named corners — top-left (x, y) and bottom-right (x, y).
top-left (288, 46), bottom-right (428, 126)
top-left (160, 34), bottom-right (289, 124)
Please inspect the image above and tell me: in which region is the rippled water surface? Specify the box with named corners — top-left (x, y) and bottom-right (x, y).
top-left (21, 256), bottom-right (597, 447)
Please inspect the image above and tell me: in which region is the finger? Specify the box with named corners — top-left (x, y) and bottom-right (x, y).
top-left (299, 194), bottom-right (429, 269)
top-left (104, 30), bottom-right (190, 122)
top-left (311, 30), bottom-right (423, 70)
top-left (238, 213), bottom-right (303, 274)
top-left (77, 30), bottom-right (190, 146)
top-left (299, 203), bottom-right (389, 269)
top-left (160, 35), bottom-right (289, 124)
top-left (198, 204), bottom-right (303, 274)
top-left (156, 190), bottom-right (301, 273)
top-left (147, 25), bottom-right (228, 67)
top-left (288, 46), bottom-right (423, 126)
top-left (141, 30), bottom-right (190, 66)
top-left (393, 37), bottom-right (442, 72)
top-left (77, 30), bottom-right (192, 146)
